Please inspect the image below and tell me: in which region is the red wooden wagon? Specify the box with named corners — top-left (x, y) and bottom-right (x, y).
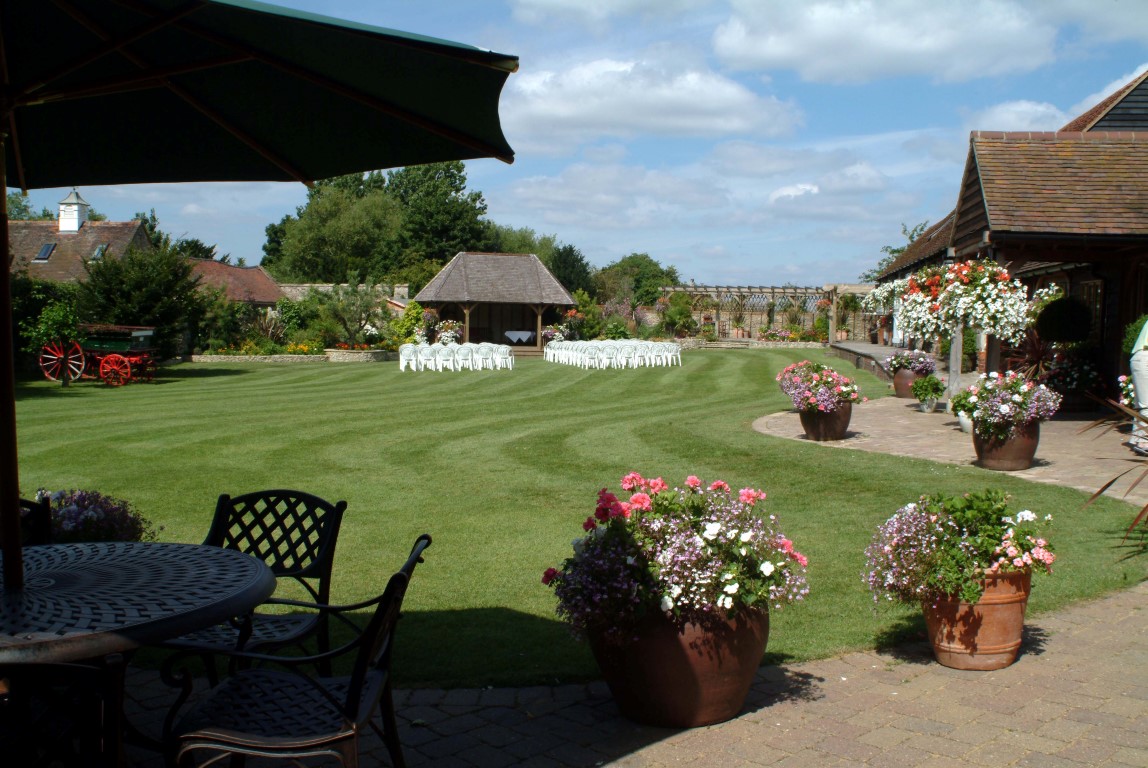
top-left (38, 325), bottom-right (158, 386)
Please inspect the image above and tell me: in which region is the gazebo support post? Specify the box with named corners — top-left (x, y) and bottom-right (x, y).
top-left (946, 323), bottom-right (964, 405)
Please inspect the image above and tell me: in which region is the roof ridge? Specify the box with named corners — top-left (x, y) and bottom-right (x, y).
top-left (972, 130), bottom-right (1147, 141)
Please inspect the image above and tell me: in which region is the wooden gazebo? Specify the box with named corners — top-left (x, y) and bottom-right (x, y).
top-left (413, 252), bottom-right (574, 352)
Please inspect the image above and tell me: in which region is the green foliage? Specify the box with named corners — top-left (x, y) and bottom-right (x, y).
top-left (131, 208), bottom-right (169, 249)
top-left (384, 161), bottom-right (490, 266)
top-left (601, 321), bottom-right (630, 340)
top-left (1122, 314), bottom-right (1148, 356)
top-left (77, 243), bottom-right (206, 359)
top-left (483, 223), bottom-right (557, 265)
top-left (272, 186), bottom-right (404, 282)
top-left (1035, 297), bottom-right (1092, 343)
top-left (594, 253), bottom-right (680, 306)
top-left (547, 243), bottom-right (594, 296)
top-left (7, 192), bottom-right (53, 220)
top-left (22, 300), bottom-right (85, 351)
top-left (661, 292), bottom-right (697, 337)
top-left (393, 300), bottom-right (425, 344)
top-left (195, 287), bottom-right (255, 353)
top-left (9, 275), bottom-right (80, 375)
top-left (836, 293), bottom-right (863, 325)
top-left (911, 374), bottom-right (945, 401)
top-left (949, 389), bottom-right (976, 417)
top-left (317, 284), bottom-right (390, 345)
top-left (572, 289), bottom-right (604, 339)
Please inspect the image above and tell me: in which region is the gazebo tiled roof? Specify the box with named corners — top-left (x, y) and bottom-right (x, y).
top-left (414, 252), bottom-right (574, 305)
top-left (190, 260), bottom-right (283, 306)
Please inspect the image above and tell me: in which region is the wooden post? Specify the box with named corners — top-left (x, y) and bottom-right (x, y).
top-left (0, 135), bottom-right (25, 589)
top-left (946, 323), bottom-right (964, 405)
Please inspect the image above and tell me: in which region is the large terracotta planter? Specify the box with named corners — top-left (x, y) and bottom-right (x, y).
top-left (892, 369), bottom-right (919, 398)
top-left (798, 403), bottom-right (852, 441)
top-left (973, 421), bottom-right (1040, 471)
top-left (589, 609), bottom-right (769, 728)
top-left (923, 569), bottom-right (1031, 670)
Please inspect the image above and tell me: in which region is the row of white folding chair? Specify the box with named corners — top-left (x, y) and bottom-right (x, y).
top-left (544, 340), bottom-right (681, 369)
top-left (399, 342), bottom-right (513, 372)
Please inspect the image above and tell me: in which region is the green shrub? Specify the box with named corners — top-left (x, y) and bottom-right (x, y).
top-left (1123, 314), bottom-right (1148, 356)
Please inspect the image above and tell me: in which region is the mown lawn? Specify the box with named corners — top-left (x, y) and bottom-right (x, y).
top-left (15, 349), bottom-right (1146, 687)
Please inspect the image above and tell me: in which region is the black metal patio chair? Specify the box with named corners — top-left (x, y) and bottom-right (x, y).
top-left (166, 533), bottom-right (431, 768)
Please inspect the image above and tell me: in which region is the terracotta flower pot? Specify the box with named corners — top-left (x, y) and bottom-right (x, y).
top-left (589, 609), bottom-right (769, 728)
top-left (923, 569), bottom-right (1031, 670)
top-left (973, 421), bottom-right (1040, 471)
top-left (798, 403), bottom-right (852, 441)
top-left (892, 369), bottom-right (919, 398)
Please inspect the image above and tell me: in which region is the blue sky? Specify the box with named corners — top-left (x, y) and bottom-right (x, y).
top-left (12, 0), bottom-right (1148, 286)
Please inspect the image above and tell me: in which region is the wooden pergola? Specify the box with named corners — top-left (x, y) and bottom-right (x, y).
top-left (662, 283), bottom-right (873, 338)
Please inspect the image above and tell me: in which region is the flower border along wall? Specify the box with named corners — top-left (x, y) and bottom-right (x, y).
top-left (864, 489), bottom-right (1055, 670)
top-left (543, 472), bottom-right (808, 727)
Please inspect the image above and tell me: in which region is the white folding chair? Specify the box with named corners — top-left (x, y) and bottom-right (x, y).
top-left (417, 345), bottom-right (438, 372)
top-left (398, 344), bottom-right (417, 372)
top-left (493, 345), bottom-right (514, 370)
top-left (455, 344), bottom-right (475, 371)
top-left (436, 345), bottom-right (457, 372)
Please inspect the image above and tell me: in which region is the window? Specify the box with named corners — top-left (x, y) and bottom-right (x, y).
top-left (33, 243), bottom-right (55, 262)
top-left (90, 244), bottom-right (107, 261)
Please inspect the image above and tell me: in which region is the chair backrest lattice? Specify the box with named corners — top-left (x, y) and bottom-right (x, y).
top-left (205, 490), bottom-right (346, 603)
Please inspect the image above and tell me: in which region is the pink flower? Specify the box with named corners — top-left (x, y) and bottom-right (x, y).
top-left (620, 472), bottom-right (645, 491)
top-left (739, 488), bottom-right (765, 504)
top-left (542, 567), bottom-right (559, 585)
top-left (582, 517), bottom-right (597, 532)
top-left (708, 480), bottom-right (730, 492)
top-left (685, 475), bottom-right (701, 488)
top-left (648, 477), bottom-right (668, 494)
top-left (792, 552), bottom-right (808, 568)
top-left (629, 492), bottom-right (653, 511)
top-left (1012, 557), bottom-right (1025, 568)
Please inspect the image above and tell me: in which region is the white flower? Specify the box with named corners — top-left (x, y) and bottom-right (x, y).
top-left (702, 522), bottom-right (721, 540)
top-left (723, 583), bottom-right (739, 595)
top-left (718, 595), bottom-right (733, 610)
top-left (1044, 514), bottom-right (1053, 521)
top-left (740, 531), bottom-right (753, 542)
top-left (760, 561), bottom-right (776, 576)
top-left (998, 404), bottom-right (1012, 415)
top-left (660, 595), bottom-right (674, 612)
top-left (670, 584), bottom-right (682, 598)
top-left (1016, 510), bottom-right (1037, 522)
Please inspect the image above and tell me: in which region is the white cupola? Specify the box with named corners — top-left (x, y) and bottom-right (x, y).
top-left (58, 188), bottom-right (90, 233)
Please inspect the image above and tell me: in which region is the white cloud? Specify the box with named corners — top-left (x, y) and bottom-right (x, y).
top-left (768, 183), bottom-right (819, 204)
top-left (963, 100), bottom-right (1068, 132)
top-left (706, 141), bottom-right (854, 178)
top-left (510, 0), bottom-right (715, 28)
top-left (502, 56), bottom-right (803, 154)
top-left (818, 162), bottom-right (887, 193)
top-left (1067, 63), bottom-right (1148, 119)
top-left (713, 0), bottom-right (1056, 83)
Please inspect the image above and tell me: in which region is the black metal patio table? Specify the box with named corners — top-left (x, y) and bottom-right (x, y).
top-left (0, 541), bottom-right (276, 765)
top-left (0, 541), bottom-right (276, 663)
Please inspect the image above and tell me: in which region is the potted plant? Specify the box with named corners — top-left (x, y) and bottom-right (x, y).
top-left (967, 371), bottom-right (1062, 470)
top-left (911, 374), bottom-right (945, 413)
top-left (543, 472), bottom-right (808, 727)
top-left (885, 352), bottom-right (936, 398)
top-left (775, 360), bottom-right (863, 441)
top-left (36, 488), bottom-right (158, 543)
top-left (949, 388), bottom-right (976, 433)
top-left (864, 489), bottom-right (1055, 670)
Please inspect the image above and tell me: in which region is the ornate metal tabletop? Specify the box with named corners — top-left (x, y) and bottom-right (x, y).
top-left (0, 542), bottom-right (276, 663)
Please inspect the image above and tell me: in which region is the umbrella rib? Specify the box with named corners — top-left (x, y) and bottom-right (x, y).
top-left (0, 20), bottom-right (30, 191)
top-left (176, 19), bottom-right (516, 164)
top-left (26, 55), bottom-right (254, 106)
top-left (36, 0), bottom-right (207, 99)
top-left (49, 1), bottom-right (313, 183)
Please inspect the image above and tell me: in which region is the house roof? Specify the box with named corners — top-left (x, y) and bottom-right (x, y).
top-left (414, 252), bottom-right (574, 305)
top-left (190, 260), bottom-right (283, 305)
top-left (1060, 70), bottom-right (1148, 132)
top-left (7, 220), bottom-right (149, 282)
top-left (968, 131), bottom-right (1148, 237)
top-left (878, 211), bottom-right (956, 279)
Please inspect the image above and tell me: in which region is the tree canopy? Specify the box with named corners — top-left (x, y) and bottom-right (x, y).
top-left (859, 221), bottom-right (929, 282)
top-left (594, 253), bottom-right (680, 306)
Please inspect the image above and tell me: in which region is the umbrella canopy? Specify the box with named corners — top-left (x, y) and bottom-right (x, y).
top-left (1, 0), bottom-right (517, 587)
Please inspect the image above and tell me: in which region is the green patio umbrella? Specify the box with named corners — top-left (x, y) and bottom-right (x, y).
top-left (1, 0), bottom-right (518, 587)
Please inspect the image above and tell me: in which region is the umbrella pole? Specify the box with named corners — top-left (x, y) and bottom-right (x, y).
top-left (0, 135), bottom-right (26, 589)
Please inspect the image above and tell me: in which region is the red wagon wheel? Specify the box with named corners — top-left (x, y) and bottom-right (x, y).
top-left (39, 341), bottom-right (85, 382)
top-left (99, 354), bottom-right (132, 386)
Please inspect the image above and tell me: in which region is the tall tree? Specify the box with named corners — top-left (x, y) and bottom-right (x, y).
top-left (384, 161), bottom-right (489, 265)
top-left (548, 243), bottom-right (594, 296)
top-left (859, 221), bottom-right (929, 282)
top-left (483, 222), bottom-right (557, 263)
top-left (271, 187), bottom-right (403, 283)
top-left (594, 253), bottom-right (680, 307)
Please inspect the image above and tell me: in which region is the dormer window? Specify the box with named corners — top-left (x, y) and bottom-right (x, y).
top-left (33, 244), bottom-right (55, 262)
top-left (90, 244), bottom-right (107, 261)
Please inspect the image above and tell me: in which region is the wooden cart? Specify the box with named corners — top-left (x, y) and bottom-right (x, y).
top-left (38, 325), bottom-right (157, 386)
